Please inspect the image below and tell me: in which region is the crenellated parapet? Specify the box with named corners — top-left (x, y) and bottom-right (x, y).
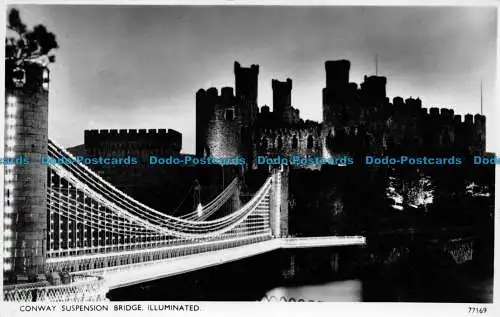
top-left (197, 87), bottom-right (236, 105)
top-left (321, 56), bottom-right (487, 155)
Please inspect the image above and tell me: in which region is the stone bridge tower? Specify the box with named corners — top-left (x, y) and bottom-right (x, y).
top-left (4, 62), bottom-right (49, 282)
top-left (269, 167), bottom-right (289, 237)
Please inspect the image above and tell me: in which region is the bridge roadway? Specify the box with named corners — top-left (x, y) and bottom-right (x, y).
top-left (92, 235), bottom-right (366, 290)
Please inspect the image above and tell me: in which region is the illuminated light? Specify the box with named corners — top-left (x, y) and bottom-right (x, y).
top-left (5, 174), bottom-right (14, 182)
top-left (6, 128), bottom-right (16, 137)
top-left (6, 106), bottom-right (17, 115)
top-left (6, 118), bottom-right (16, 126)
top-left (4, 229), bottom-right (13, 237)
top-left (4, 218), bottom-right (12, 225)
top-left (196, 203), bottom-right (203, 217)
top-left (4, 207), bottom-right (13, 215)
top-left (6, 151), bottom-right (15, 158)
top-left (5, 184), bottom-right (14, 191)
top-left (4, 241), bottom-right (12, 248)
top-left (4, 263), bottom-right (12, 271)
top-left (391, 204), bottom-right (404, 211)
top-left (7, 96), bottom-right (17, 104)
top-left (6, 140), bottom-right (16, 147)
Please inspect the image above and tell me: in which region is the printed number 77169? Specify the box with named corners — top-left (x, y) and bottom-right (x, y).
top-left (468, 307), bottom-right (487, 314)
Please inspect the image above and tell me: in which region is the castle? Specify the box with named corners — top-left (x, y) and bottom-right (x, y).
top-left (196, 60), bottom-right (486, 169)
top-left (78, 59), bottom-right (486, 169)
top-left (84, 128), bottom-right (182, 161)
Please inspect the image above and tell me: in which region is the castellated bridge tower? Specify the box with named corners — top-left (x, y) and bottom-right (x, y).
top-left (4, 62), bottom-right (49, 282)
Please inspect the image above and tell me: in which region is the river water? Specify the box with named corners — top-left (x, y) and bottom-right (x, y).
top-left (263, 264), bottom-right (493, 302)
top-left (107, 247), bottom-right (493, 303)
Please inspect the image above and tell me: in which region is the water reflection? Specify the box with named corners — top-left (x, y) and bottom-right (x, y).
top-left (263, 264), bottom-right (493, 303)
top-left (264, 280), bottom-right (362, 302)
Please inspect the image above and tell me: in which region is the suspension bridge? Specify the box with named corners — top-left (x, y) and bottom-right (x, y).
top-left (3, 62), bottom-right (366, 302)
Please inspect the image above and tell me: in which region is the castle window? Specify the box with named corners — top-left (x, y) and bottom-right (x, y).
top-left (261, 138), bottom-right (268, 150)
top-left (225, 109), bottom-right (234, 121)
top-left (292, 135), bottom-right (298, 150)
top-left (307, 135), bottom-right (314, 149)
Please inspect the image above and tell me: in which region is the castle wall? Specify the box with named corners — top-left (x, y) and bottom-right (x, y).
top-left (252, 124), bottom-right (323, 169)
top-left (322, 59), bottom-right (486, 156)
top-left (84, 128), bottom-right (182, 159)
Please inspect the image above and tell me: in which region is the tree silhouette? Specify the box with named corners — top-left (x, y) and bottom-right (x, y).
top-left (5, 8), bottom-right (58, 66)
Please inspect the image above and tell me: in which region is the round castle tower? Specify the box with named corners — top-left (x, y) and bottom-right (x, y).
top-left (4, 62), bottom-right (49, 282)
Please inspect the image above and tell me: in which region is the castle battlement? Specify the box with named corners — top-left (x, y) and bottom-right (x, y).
top-left (196, 87), bottom-right (236, 106)
top-left (407, 106), bottom-right (486, 127)
top-left (234, 61), bottom-right (259, 73)
top-left (272, 78), bottom-right (292, 91)
top-left (84, 128), bottom-right (181, 137)
top-left (84, 128), bottom-right (182, 155)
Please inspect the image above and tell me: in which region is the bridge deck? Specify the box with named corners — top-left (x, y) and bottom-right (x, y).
top-left (97, 236), bottom-right (366, 290)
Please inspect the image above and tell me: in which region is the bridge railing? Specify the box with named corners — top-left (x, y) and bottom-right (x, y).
top-left (4, 275), bottom-right (108, 302)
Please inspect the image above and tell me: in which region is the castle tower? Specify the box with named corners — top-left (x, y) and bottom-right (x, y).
top-left (269, 167), bottom-right (289, 237)
top-left (272, 78), bottom-right (293, 125)
top-left (360, 75), bottom-right (387, 101)
top-left (4, 62), bottom-right (49, 281)
top-left (325, 60), bottom-right (350, 89)
top-left (203, 87), bottom-right (241, 157)
top-left (473, 114), bottom-right (486, 154)
top-left (322, 60), bottom-right (354, 127)
top-left (196, 88), bottom-right (211, 156)
top-left (234, 61), bottom-right (259, 127)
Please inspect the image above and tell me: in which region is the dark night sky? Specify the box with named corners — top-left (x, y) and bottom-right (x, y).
top-left (10, 5), bottom-right (497, 153)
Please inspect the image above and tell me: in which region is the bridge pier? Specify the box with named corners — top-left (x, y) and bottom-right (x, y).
top-left (280, 249), bottom-right (341, 281)
top-left (269, 166), bottom-right (289, 237)
top-left (4, 62), bottom-right (49, 282)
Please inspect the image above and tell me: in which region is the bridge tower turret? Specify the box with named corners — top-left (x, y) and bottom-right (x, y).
top-left (4, 62), bottom-right (49, 283)
top-left (269, 166), bottom-right (289, 237)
